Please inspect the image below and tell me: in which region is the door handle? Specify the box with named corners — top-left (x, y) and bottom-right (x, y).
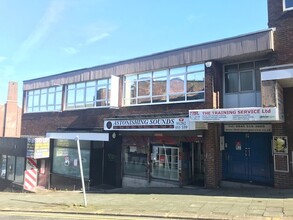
top-left (247, 148), bottom-right (251, 157)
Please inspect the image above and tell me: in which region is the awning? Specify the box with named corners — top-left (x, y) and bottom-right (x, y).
top-left (46, 132), bottom-right (109, 141)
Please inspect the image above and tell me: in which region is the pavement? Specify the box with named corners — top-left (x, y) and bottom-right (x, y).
top-left (0, 186), bottom-right (293, 220)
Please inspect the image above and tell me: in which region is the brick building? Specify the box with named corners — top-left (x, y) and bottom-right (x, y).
top-left (21, 0), bottom-right (293, 189)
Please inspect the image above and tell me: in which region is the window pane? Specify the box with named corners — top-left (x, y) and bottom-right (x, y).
top-left (138, 80), bottom-right (150, 96)
top-left (187, 72), bottom-right (204, 92)
top-left (15, 157), bottom-right (25, 183)
top-left (86, 81), bottom-right (95, 87)
top-left (239, 62), bottom-right (253, 71)
top-left (240, 71), bottom-right (253, 91)
top-left (225, 73), bottom-right (238, 93)
top-left (48, 93), bottom-right (54, 105)
top-left (7, 156), bottom-right (15, 181)
top-left (153, 96), bottom-right (167, 103)
top-left (124, 80), bottom-right (136, 100)
top-left (124, 146), bottom-right (147, 177)
top-left (153, 70), bottom-right (167, 78)
top-left (187, 64), bottom-right (204, 72)
top-left (138, 72), bottom-right (151, 79)
top-left (86, 87), bottom-right (96, 102)
top-left (76, 82), bottom-right (85, 89)
top-left (0, 155), bottom-right (7, 179)
top-left (138, 97), bottom-right (151, 104)
top-left (170, 66), bottom-right (186, 75)
top-left (225, 64), bottom-right (238, 73)
top-left (67, 90), bottom-right (75, 105)
top-left (76, 89), bottom-right (85, 103)
top-left (52, 140), bottom-right (90, 179)
top-left (55, 92), bottom-right (62, 106)
top-left (68, 84), bottom-right (75, 90)
top-left (33, 94), bottom-right (40, 106)
top-left (152, 146), bottom-right (179, 181)
top-left (152, 77), bottom-right (166, 96)
top-left (170, 75), bottom-right (184, 94)
top-left (27, 95), bottom-right (33, 108)
top-left (97, 85), bottom-right (107, 100)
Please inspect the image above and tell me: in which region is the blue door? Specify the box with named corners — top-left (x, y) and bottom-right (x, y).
top-left (223, 132), bottom-right (273, 185)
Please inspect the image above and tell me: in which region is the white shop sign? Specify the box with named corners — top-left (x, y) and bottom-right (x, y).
top-left (104, 117), bottom-right (208, 131)
top-left (189, 107), bottom-right (281, 122)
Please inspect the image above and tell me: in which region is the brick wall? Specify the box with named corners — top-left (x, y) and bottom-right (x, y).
top-left (273, 88), bottom-right (293, 188)
top-left (267, 0), bottom-right (293, 188)
top-left (268, 0), bottom-right (293, 65)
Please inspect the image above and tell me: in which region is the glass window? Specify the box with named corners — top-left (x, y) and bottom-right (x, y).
top-left (152, 145), bottom-right (179, 181)
top-left (170, 66), bottom-right (186, 75)
top-left (123, 64), bottom-right (205, 105)
top-left (124, 146), bottom-right (147, 177)
top-left (65, 78), bottom-right (111, 109)
top-left (26, 86), bottom-right (62, 113)
top-left (240, 71), bottom-right (253, 91)
top-left (52, 140), bottom-right (90, 179)
top-left (225, 72), bottom-right (238, 93)
top-left (284, 0), bottom-right (293, 10)
top-left (224, 61), bottom-right (268, 94)
top-left (15, 157), bottom-right (25, 183)
top-left (7, 156), bottom-right (15, 181)
top-left (0, 155), bottom-right (7, 179)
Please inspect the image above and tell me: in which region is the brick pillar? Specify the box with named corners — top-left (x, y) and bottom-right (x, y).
top-left (4, 81), bottom-right (22, 137)
top-left (203, 123), bottom-right (220, 188)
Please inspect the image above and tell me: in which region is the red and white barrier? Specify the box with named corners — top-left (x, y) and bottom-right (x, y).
top-left (23, 168), bottom-right (38, 191)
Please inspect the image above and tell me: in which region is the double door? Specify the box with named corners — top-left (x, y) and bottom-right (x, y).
top-left (223, 132), bottom-right (273, 185)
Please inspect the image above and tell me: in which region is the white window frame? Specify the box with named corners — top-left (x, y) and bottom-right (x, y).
top-left (283, 0), bottom-right (293, 11)
top-left (65, 78), bottom-right (111, 110)
top-left (26, 86), bottom-right (62, 113)
top-left (122, 64), bottom-right (205, 106)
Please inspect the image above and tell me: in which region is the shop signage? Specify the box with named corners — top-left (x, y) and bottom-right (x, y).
top-left (224, 124), bottom-right (272, 132)
top-left (26, 137), bottom-right (50, 159)
top-left (189, 107), bottom-right (281, 122)
top-left (104, 117), bottom-right (208, 131)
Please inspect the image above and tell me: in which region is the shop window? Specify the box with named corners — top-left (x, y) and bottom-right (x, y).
top-left (15, 157), bottom-right (25, 183)
top-left (284, 0), bottom-right (293, 11)
top-left (52, 140), bottom-right (90, 179)
top-left (124, 146), bottom-right (147, 177)
top-left (151, 145), bottom-right (179, 181)
top-left (7, 156), bottom-right (15, 181)
top-left (123, 64), bottom-right (205, 106)
top-left (0, 155), bottom-right (7, 179)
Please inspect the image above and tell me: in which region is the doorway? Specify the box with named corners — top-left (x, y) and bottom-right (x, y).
top-left (223, 132), bottom-right (273, 185)
top-left (182, 142), bottom-right (204, 186)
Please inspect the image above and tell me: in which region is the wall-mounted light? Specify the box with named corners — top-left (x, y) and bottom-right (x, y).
top-left (205, 61), bottom-right (212, 68)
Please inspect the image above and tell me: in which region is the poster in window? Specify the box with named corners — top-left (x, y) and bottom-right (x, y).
top-left (273, 136), bottom-right (288, 154)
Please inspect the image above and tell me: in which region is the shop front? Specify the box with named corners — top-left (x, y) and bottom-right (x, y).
top-left (222, 124), bottom-right (273, 185)
top-left (45, 132), bottom-right (120, 190)
top-left (189, 107), bottom-right (284, 187)
top-left (104, 117), bottom-right (207, 187)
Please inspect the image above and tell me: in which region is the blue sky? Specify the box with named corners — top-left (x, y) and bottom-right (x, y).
top-left (0, 0), bottom-right (268, 105)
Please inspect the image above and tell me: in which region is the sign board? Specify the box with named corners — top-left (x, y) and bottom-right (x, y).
top-left (273, 136), bottom-right (288, 154)
top-left (189, 107), bottom-right (281, 122)
top-left (26, 137), bottom-right (50, 159)
top-left (104, 117), bottom-right (208, 131)
top-left (224, 124), bottom-right (272, 133)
